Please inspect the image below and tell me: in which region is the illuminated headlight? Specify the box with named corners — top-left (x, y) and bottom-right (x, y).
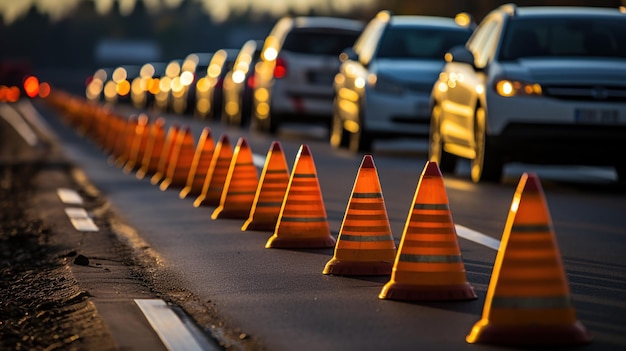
top-left (369, 74), bottom-right (404, 95)
top-left (495, 79), bottom-right (542, 97)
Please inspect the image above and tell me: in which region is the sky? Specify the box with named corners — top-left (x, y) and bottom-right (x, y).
top-left (0, 0), bottom-right (376, 24)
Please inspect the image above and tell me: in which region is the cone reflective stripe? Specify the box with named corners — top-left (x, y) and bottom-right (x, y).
top-left (151, 124), bottom-right (179, 185)
top-left (323, 155), bottom-right (396, 275)
top-left (180, 127), bottom-right (215, 199)
top-left (160, 126), bottom-right (195, 191)
top-left (193, 134), bottom-right (233, 208)
top-left (123, 113), bottom-right (150, 174)
top-left (265, 144), bottom-right (335, 249)
top-left (211, 137), bottom-right (259, 219)
top-left (136, 117), bottom-right (166, 179)
top-left (379, 161), bottom-right (476, 301)
top-left (242, 141), bottom-right (290, 231)
top-left (466, 173), bottom-right (591, 346)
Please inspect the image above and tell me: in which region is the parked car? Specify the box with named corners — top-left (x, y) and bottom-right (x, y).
top-left (428, 4), bottom-right (626, 183)
top-left (130, 61), bottom-right (168, 109)
top-left (153, 59), bottom-right (183, 111)
top-left (222, 40), bottom-right (263, 127)
top-left (170, 52), bottom-right (213, 115)
top-left (194, 48), bottom-right (239, 120)
top-left (331, 10), bottom-right (474, 153)
top-left (251, 16), bottom-right (364, 134)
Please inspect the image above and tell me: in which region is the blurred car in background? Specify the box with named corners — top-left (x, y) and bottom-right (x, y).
top-left (170, 52), bottom-right (213, 115)
top-left (331, 10), bottom-right (474, 153)
top-left (85, 67), bottom-right (114, 102)
top-left (251, 16), bottom-right (364, 134)
top-left (153, 59), bottom-right (183, 111)
top-left (194, 48), bottom-right (239, 120)
top-left (429, 4), bottom-right (626, 183)
top-left (130, 61), bottom-right (168, 109)
top-left (222, 39), bottom-right (263, 127)
top-left (85, 65), bottom-right (141, 104)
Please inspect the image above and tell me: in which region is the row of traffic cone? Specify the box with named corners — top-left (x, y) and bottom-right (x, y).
top-left (42, 90), bottom-right (591, 347)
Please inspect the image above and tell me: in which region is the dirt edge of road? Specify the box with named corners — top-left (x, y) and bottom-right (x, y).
top-left (0, 102), bottom-right (267, 350)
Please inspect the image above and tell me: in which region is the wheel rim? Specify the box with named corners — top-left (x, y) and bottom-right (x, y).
top-left (471, 107), bottom-right (486, 183)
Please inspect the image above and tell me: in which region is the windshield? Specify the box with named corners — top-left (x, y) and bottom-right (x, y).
top-left (282, 29), bottom-right (361, 56)
top-left (499, 17), bottom-right (626, 61)
top-left (376, 26), bottom-right (472, 60)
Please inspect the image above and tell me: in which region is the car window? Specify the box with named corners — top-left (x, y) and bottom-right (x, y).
top-left (376, 26), bottom-right (471, 60)
top-left (282, 29), bottom-right (360, 56)
top-left (499, 17), bottom-right (626, 61)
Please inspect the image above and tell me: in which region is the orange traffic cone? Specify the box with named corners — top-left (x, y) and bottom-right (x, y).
top-left (323, 155), bottom-right (396, 275)
top-left (211, 137), bottom-right (259, 219)
top-left (123, 113), bottom-right (150, 174)
top-left (193, 134), bottom-right (233, 208)
top-left (242, 141), bottom-right (290, 231)
top-left (466, 173), bottom-right (591, 346)
top-left (160, 126), bottom-right (195, 191)
top-left (379, 161), bottom-right (476, 301)
top-left (151, 124), bottom-right (179, 185)
top-left (110, 114), bottom-right (138, 167)
top-left (180, 127), bottom-right (215, 199)
top-left (136, 117), bottom-right (166, 180)
top-left (265, 144), bottom-right (336, 249)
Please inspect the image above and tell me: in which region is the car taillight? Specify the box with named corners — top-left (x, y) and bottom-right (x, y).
top-left (273, 57), bottom-right (287, 79)
top-left (23, 76), bottom-right (40, 98)
top-left (247, 74), bottom-right (256, 89)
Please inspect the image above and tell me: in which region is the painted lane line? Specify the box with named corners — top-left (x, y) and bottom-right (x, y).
top-left (455, 224), bottom-right (500, 251)
top-left (57, 188), bottom-right (84, 205)
top-left (0, 103), bottom-right (38, 147)
top-left (134, 299), bottom-right (211, 351)
top-left (64, 207), bottom-right (99, 232)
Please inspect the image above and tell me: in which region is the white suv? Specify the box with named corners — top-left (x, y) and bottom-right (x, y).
top-left (429, 4), bottom-right (626, 183)
top-left (251, 16), bottom-right (364, 134)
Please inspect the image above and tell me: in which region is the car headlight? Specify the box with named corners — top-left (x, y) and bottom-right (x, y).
top-left (369, 74), bottom-right (405, 95)
top-left (494, 79), bottom-right (542, 97)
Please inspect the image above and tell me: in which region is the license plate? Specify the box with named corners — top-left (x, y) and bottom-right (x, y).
top-left (575, 108), bottom-right (619, 124)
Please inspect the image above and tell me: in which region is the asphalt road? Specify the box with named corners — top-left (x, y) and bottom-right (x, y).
top-left (11, 96), bottom-right (626, 351)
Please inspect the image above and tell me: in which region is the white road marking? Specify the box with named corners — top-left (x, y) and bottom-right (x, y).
top-left (0, 103), bottom-right (38, 146)
top-left (135, 299), bottom-right (211, 351)
top-left (57, 188), bottom-right (84, 205)
top-left (64, 207), bottom-right (99, 232)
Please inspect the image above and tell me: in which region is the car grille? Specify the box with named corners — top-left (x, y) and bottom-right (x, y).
top-left (405, 82), bottom-right (435, 94)
top-left (542, 85), bottom-right (626, 102)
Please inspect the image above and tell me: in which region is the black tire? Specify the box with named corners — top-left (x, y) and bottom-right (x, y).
top-left (428, 104), bottom-right (457, 173)
top-left (471, 106), bottom-right (503, 183)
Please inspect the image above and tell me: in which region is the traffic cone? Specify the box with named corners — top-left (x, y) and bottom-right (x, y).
top-left (242, 141), bottom-right (290, 231)
top-left (193, 134), bottom-right (233, 208)
top-left (323, 155), bottom-right (396, 275)
top-left (151, 124), bottom-right (179, 185)
top-left (123, 113), bottom-right (150, 174)
top-left (211, 137), bottom-right (259, 219)
top-left (160, 126), bottom-right (195, 191)
top-left (110, 114), bottom-right (138, 167)
top-left (103, 114), bottom-right (127, 157)
top-left (466, 173), bottom-right (591, 346)
top-left (136, 117), bottom-right (166, 180)
top-left (265, 144), bottom-right (336, 249)
top-left (180, 127), bottom-right (215, 199)
top-left (379, 161), bottom-right (476, 301)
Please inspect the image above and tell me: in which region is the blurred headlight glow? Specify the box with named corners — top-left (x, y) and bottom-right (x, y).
top-left (495, 79), bottom-right (542, 97)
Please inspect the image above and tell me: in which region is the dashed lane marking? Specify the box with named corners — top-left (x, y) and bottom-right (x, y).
top-left (64, 207), bottom-right (99, 232)
top-left (135, 299), bottom-right (219, 351)
top-left (57, 188), bottom-right (84, 205)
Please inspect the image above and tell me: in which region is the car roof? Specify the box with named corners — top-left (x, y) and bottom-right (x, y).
top-left (291, 16), bottom-right (364, 31)
top-left (390, 15), bottom-right (468, 28)
top-left (504, 6), bottom-right (625, 18)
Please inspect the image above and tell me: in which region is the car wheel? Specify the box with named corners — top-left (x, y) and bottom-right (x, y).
top-left (428, 103), bottom-right (457, 173)
top-left (471, 105), bottom-right (503, 183)
top-left (330, 103), bottom-right (348, 149)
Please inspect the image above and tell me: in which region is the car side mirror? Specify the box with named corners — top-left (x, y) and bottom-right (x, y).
top-left (445, 45), bottom-right (475, 66)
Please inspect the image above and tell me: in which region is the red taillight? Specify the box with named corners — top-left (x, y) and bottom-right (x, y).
top-left (273, 57), bottom-right (287, 79)
top-left (23, 75), bottom-right (40, 98)
top-left (247, 74), bottom-right (256, 89)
